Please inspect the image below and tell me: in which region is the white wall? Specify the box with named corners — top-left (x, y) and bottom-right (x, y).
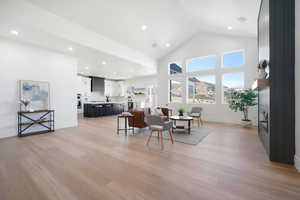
top-left (157, 32), bottom-right (258, 124)
top-left (124, 75), bottom-right (157, 89)
top-left (295, 0), bottom-right (300, 172)
top-left (0, 37), bottom-right (78, 138)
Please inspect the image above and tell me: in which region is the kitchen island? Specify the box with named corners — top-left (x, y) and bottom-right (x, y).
top-left (84, 102), bottom-right (125, 118)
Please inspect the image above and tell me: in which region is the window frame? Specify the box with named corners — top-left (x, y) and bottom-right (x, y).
top-left (166, 50), bottom-right (247, 106)
top-left (221, 49), bottom-right (245, 69)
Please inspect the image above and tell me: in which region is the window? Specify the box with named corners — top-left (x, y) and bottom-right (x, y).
top-left (222, 72), bottom-right (244, 104)
top-left (170, 80), bottom-right (183, 103)
top-left (167, 50), bottom-right (247, 105)
top-left (169, 62), bottom-right (183, 75)
top-left (222, 51), bottom-right (244, 68)
top-left (188, 75), bottom-right (216, 104)
top-left (187, 56), bottom-right (216, 72)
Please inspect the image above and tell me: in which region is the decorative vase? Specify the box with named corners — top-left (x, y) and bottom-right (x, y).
top-left (258, 69), bottom-right (267, 79)
top-left (20, 99), bottom-right (31, 112)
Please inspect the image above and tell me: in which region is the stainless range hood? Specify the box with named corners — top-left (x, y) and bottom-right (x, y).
top-left (90, 76), bottom-right (105, 95)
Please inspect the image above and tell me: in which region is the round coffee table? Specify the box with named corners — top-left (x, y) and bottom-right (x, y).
top-left (170, 116), bottom-right (193, 134)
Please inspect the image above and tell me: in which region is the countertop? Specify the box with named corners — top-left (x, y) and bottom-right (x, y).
top-left (84, 102), bottom-right (127, 105)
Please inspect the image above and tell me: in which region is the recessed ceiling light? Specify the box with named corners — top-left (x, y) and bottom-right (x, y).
top-left (237, 17), bottom-right (248, 23)
top-left (102, 61), bottom-right (106, 65)
top-left (227, 26), bottom-right (233, 30)
top-left (85, 66), bottom-right (89, 70)
top-left (165, 43), bottom-right (171, 48)
top-left (10, 30), bottom-right (18, 36)
top-left (141, 25), bottom-right (148, 31)
top-left (113, 72), bottom-right (117, 75)
top-left (68, 47), bottom-right (73, 51)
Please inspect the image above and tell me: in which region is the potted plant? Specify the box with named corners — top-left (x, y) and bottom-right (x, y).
top-left (228, 89), bottom-right (257, 128)
top-left (177, 108), bottom-right (185, 116)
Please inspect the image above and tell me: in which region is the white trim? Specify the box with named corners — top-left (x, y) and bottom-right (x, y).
top-left (295, 155), bottom-right (300, 172)
top-left (168, 78), bottom-right (170, 103)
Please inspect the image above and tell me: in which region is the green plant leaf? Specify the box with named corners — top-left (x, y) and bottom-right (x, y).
top-left (228, 89), bottom-right (257, 121)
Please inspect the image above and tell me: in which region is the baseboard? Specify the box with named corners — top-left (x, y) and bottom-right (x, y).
top-left (295, 155), bottom-right (300, 172)
top-left (0, 124), bottom-right (78, 140)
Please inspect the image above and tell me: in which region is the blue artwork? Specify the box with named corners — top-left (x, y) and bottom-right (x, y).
top-left (20, 80), bottom-right (50, 111)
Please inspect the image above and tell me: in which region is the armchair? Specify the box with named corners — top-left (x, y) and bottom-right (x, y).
top-left (188, 107), bottom-right (203, 127)
top-left (128, 109), bottom-right (147, 128)
top-left (146, 115), bottom-right (174, 149)
top-left (157, 107), bottom-right (172, 120)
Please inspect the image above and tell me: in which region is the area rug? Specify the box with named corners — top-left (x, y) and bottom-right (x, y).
top-left (162, 127), bottom-right (211, 145)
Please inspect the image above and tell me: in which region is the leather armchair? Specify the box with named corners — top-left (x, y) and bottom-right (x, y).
top-left (128, 109), bottom-right (148, 128)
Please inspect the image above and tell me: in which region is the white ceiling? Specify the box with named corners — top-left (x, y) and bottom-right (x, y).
top-left (27, 0), bottom-right (260, 59)
top-left (0, 23), bottom-right (150, 79)
top-left (0, 0), bottom-right (260, 79)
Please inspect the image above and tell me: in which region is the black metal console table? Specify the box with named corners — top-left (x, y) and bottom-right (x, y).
top-left (18, 110), bottom-right (55, 137)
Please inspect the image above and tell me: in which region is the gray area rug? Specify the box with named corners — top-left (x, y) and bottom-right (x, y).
top-left (163, 127), bottom-right (211, 145)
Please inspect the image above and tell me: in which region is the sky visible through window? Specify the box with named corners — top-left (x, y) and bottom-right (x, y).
top-left (223, 72), bottom-right (244, 88)
top-left (187, 56), bottom-right (216, 72)
top-left (223, 51), bottom-right (244, 68)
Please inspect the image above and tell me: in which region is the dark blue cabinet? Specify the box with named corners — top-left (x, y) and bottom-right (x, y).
top-left (96, 105), bottom-right (105, 116)
top-left (84, 103), bottom-right (124, 118)
top-left (104, 104), bottom-right (114, 116)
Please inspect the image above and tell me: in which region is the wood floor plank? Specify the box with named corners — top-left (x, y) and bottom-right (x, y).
top-left (0, 114), bottom-right (299, 200)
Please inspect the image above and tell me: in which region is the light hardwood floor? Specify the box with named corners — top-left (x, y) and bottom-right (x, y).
top-left (0, 115), bottom-right (300, 200)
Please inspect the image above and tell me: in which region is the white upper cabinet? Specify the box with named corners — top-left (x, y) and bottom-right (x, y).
top-left (105, 80), bottom-right (125, 97)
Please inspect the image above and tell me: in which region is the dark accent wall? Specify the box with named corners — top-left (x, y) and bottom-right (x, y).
top-left (258, 0), bottom-right (295, 164)
top-left (258, 0), bottom-right (270, 156)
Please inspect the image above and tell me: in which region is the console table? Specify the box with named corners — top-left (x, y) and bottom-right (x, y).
top-left (17, 110), bottom-right (55, 137)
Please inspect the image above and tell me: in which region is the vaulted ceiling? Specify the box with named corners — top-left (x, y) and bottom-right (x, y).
top-left (0, 0), bottom-right (260, 79)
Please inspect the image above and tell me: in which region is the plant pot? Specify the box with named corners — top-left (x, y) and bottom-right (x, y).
top-left (241, 120), bottom-right (252, 128)
top-left (179, 112), bottom-right (184, 116)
